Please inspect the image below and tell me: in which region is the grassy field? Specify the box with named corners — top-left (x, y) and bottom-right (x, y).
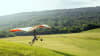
top-left (0, 40), bottom-right (70, 56)
top-left (0, 28), bottom-right (100, 56)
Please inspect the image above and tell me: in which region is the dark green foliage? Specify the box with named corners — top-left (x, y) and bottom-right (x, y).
top-left (8, 33), bottom-right (16, 37)
top-left (0, 31), bottom-right (16, 38)
top-left (0, 33), bottom-right (8, 37)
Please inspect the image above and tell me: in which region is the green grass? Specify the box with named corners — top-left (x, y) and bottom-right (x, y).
top-left (0, 40), bottom-right (72, 56)
top-left (0, 28), bottom-right (100, 56)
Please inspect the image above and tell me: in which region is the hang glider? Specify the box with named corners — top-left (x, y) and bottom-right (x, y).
top-left (10, 24), bottom-right (51, 46)
top-left (10, 24), bottom-right (51, 32)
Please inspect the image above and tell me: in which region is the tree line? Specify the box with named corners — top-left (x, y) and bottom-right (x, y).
top-left (0, 31), bottom-right (16, 38)
top-left (0, 7), bottom-right (100, 36)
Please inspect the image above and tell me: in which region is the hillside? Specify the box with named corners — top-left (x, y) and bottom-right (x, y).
top-left (82, 28), bottom-right (100, 33)
top-left (0, 6), bottom-right (100, 34)
top-left (0, 40), bottom-right (71, 56)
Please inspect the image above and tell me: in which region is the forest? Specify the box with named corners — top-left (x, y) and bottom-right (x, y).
top-left (0, 6), bottom-right (100, 37)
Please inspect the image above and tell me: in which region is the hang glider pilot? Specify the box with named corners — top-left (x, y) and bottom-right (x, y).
top-left (10, 24), bottom-right (51, 46)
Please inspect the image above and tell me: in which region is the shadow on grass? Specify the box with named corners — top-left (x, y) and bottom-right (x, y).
top-left (51, 50), bottom-right (75, 56)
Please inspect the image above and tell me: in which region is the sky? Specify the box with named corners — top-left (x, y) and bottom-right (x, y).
top-left (0, 0), bottom-right (100, 16)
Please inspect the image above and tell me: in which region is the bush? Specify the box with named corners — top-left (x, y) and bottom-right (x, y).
top-left (0, 33), bottom-right (8, 37)
top-left (8, 33), bottom-right (16, 37)
top-left (0, 31), bottom-right (16, 38)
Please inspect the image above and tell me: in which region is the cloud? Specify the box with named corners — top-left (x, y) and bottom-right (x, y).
top-left (57, 0), bottom-right (100, 9)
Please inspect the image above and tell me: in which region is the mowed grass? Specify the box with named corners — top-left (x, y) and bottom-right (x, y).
top-left (0, 28), bottom-right (100, 56)
top-left (0, 40), bottom-right (70, 56)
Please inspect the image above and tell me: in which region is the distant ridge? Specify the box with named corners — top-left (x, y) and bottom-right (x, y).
top-left (0, 6), bottom-right (100, 34)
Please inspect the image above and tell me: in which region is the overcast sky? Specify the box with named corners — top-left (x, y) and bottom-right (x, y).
top-left (0, 0), bottom-right (100, 16)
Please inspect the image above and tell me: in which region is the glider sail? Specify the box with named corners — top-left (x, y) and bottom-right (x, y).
top-left (10, 27), bottom-right (33, 32)
top-left (10, 24), bottom-right (51, 32)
